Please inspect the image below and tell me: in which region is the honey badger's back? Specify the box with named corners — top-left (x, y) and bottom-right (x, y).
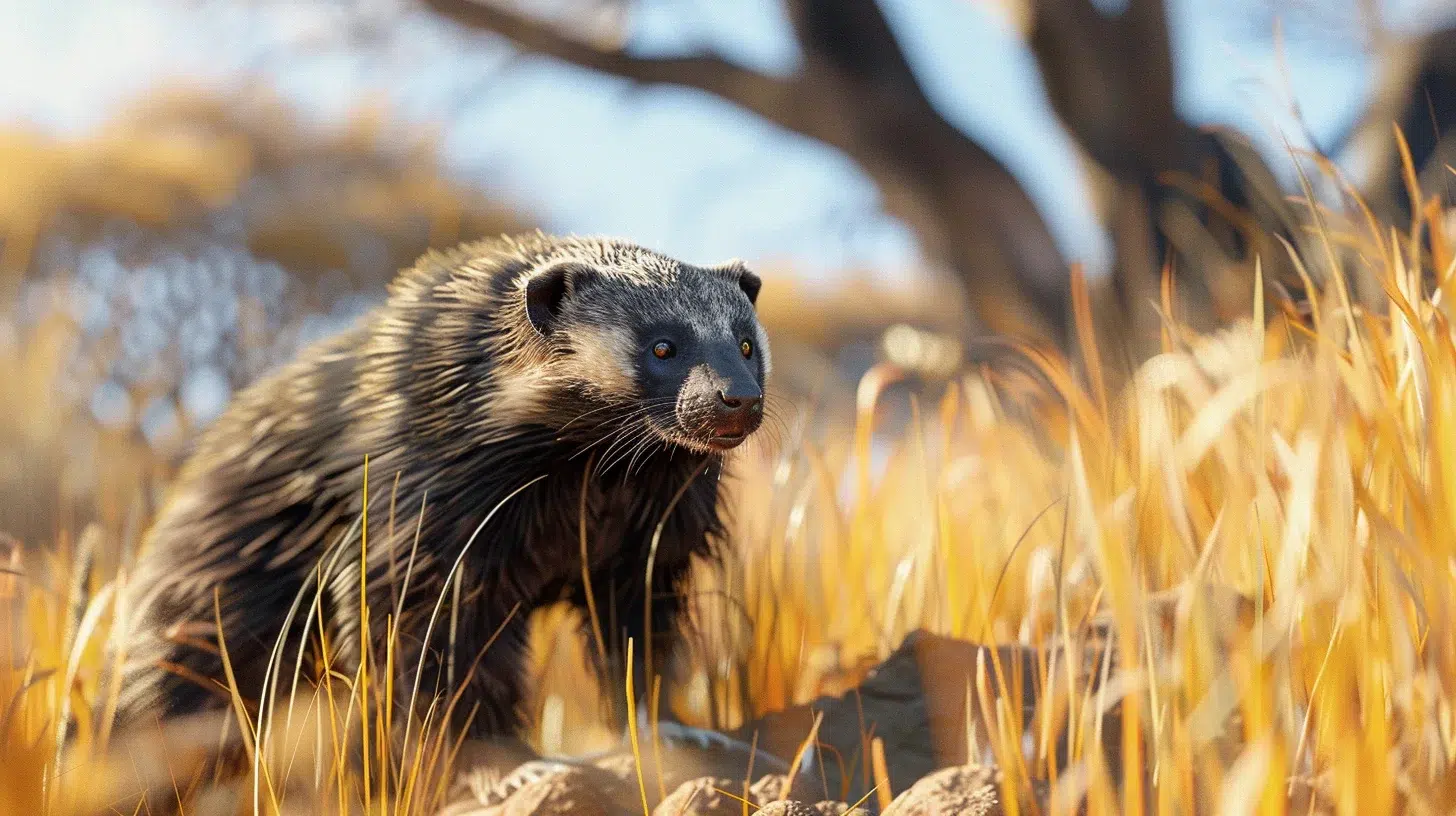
top-left (113, 319), bottom-right (374, 725)
top-left (110, 237), bottom-right (557, 729)
top-left (110, 233), bottom-right (763, 745)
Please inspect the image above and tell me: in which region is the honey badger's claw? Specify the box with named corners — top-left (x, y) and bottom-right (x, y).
top-left (625, 717), bottom-right (792, 771)
top-left (478, 759), bottom-right (575, 806)
top-left (652, 720), bottom-right (744, 750)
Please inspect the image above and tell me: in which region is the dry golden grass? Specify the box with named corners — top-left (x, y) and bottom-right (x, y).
top-left (9, 175), bottom-right (1456, 815)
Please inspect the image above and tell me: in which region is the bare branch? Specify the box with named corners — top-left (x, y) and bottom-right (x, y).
top-left (783, 0), bottom-right (924, 97)
top-left (420, 0), bottom-right (812, 135)
top-left (1029, 0), bottom-right (1185, 180)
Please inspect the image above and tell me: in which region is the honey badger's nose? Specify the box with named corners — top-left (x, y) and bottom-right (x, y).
top-left (716, 390), bottom-right (761, 412)
top-left (710, 386), bottom-right (762, 441)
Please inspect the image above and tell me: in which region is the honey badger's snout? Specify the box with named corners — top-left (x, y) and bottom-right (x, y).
top-left (677, 356), bottom-right (764, 449)
top-left (712, 385), bottom-right (762, 439)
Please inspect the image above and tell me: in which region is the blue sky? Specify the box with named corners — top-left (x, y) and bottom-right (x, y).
top-left (1, 0), bottom-right (1452, 285)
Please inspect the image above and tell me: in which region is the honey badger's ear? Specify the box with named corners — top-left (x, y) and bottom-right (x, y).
top-left (720, 260), bottom-right (761, 306)
top-left (525, 262), bottom-right (594, 336)
top-left (738, 269), bottom-right (762, 306)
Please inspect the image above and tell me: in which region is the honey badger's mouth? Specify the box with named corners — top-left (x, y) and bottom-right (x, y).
top-left (644, 408), bottom-right (762, 454)
top-left (707, 431), bottom-right (748, 449)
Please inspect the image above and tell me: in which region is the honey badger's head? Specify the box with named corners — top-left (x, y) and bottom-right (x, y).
top-left (514, 239), bottom-right (770, 454)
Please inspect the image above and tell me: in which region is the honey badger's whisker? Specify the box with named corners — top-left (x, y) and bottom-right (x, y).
top-left (562, 400), bottom-right (660, 438)
top-left (614, 426), bottom-right (672, 478)
top-left (754, 410), bottom-right (794, 456)
top-left (580, 424), bottom-right (641, 469)
top-left (626, 435), bottom-right (669, 477)
top-left (590, 422), bottom-right (660, 477)
top-left (558, 401), bottom-right (634, 433)
top-left (559, 396), bottom-right (677, 436)
top-left (105, 234), bottom-right (771, 793)
top-left (594, 434), bottom-right (645, 478)
top-left (586, 403), bottom-right (681, 476)
top-left (599, 422), bottom-right (668, 478)
top-left (570, 398), bottom-right (680, 463)
top-left (575, 400), bottom-right (676, 444)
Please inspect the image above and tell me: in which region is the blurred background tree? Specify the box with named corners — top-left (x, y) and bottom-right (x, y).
top-left (0, 90), bottom-right (526, 541)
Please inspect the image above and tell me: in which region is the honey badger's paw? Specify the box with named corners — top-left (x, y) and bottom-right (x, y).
top-left (457, 759), bottom-right (576, 809)
top-left (650, 720), bottom-right (781, 761)
top-left (624, 714), bottom-right (794, 774)
top-left (445, 737), bottom-right (571, 810)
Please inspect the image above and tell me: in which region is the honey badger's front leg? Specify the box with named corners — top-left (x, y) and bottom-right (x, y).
top-left (614, 552), bottom-right (693, 730)
top-left (584, 551), bottom-right (770, 755)
top-left (579, 545), bottom-right (791, 774)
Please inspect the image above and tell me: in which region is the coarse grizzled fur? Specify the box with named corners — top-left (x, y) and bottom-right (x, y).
top-left (109, 233), bottom-right (771, 741)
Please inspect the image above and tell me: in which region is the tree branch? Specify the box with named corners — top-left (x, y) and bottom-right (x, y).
top-left (1029, 0), bottom-right (1185, 180)
top-left (420, 0), bottom-right (813, 137)
top-left (783, 0), bottom-right (925, 98)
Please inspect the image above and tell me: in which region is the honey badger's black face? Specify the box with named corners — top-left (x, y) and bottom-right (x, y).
top-left (521, 249), bottom-right (770, 454)
top-left (632, 285), bottom-right (766, 451)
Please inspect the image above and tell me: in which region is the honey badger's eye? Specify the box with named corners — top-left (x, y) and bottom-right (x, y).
top-left (652, 340), bottom-right (676, 360)
top-left (740, 339), bottom-right (753, 358)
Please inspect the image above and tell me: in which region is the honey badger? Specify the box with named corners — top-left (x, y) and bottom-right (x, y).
top-left (111, 233), bottom-right (770, 747)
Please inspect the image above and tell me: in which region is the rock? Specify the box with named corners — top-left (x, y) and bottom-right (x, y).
top-left (649, 774), bottom-right (852, 816)
top-left (731, 632), bottom-right (937, 800)
top-left (588, 735), bottom-right (788, 797)
top-left (749, 774), bottom-right (853, 816)
top-left (584, 751), bottom-right (640, 781)
top-left (880, 765), bottom-right (1004, 816)
top-left (492, 767), bottom-right (633, 816)
top-left (439, 763), bottom-right (637, 816)
top-left (750, 772), bottom-right (828, 805)
top-left (441, 609), bottom-right (1258, 816)
top-left (728, 588), bottom-right (1260, 802)
top-left (755, 802), bottom-right (823, 816)
top-left (732, 631), bottom-right (1048, 800)
top-left (651, 776), bottom-right (746, 816)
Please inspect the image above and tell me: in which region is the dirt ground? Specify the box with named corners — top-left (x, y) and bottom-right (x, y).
top-left (439, 587), bottom-right (1338, 815)
top-left (439, 630), bottom-right (1071, 816)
